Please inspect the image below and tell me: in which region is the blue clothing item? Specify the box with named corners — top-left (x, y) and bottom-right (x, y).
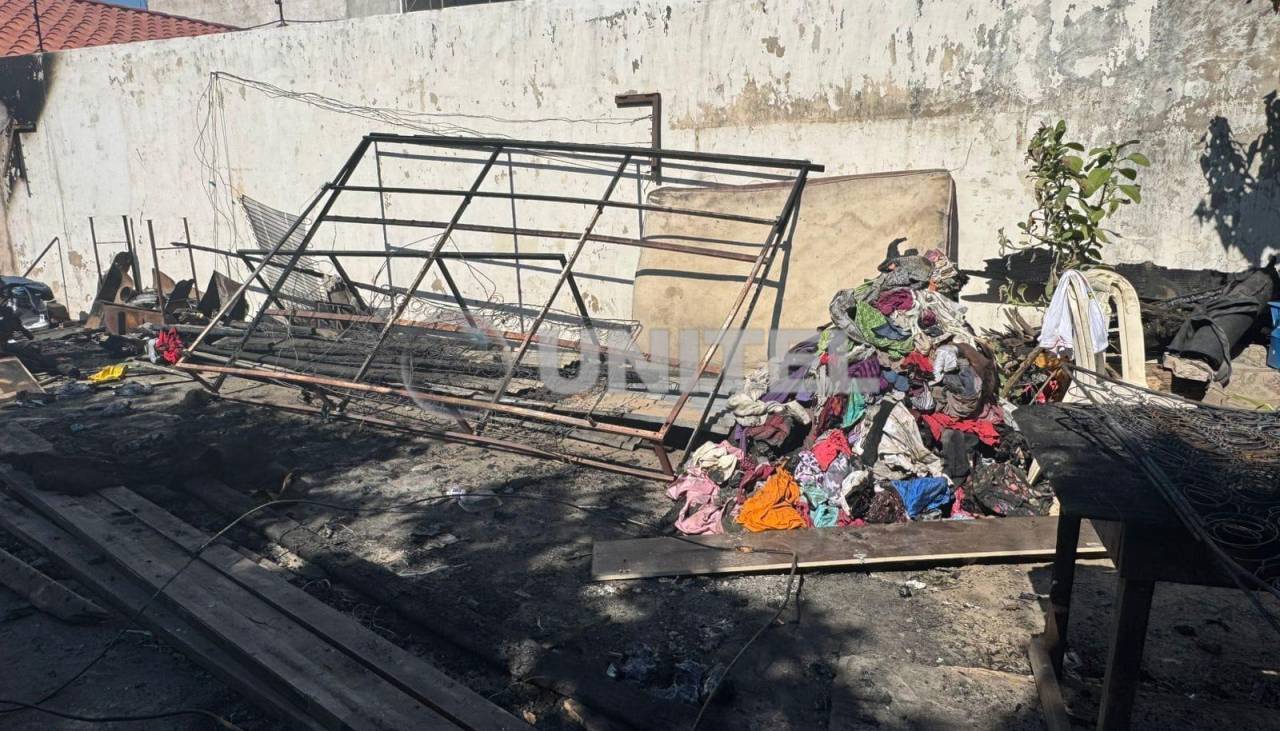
top-left (882, 370), bottom-right (911, 393)
top-left (890, 477), bottom-right (953, 519)
top-left (872, 321), bottom-right (909, 341)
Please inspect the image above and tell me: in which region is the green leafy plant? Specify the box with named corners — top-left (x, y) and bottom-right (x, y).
top-left (998, 120), bottom-right (1149, 303)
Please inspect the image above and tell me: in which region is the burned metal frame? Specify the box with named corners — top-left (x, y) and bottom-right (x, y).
top-left (176, 134), bottom-right (820, 481)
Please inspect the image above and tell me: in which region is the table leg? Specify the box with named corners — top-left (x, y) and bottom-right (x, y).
top-left (1046, 514), bottom-right (1081, 674)
top-left (1097, 571), bottom-right (1155, 730)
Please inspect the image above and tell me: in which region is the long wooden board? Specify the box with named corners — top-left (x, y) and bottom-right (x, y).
top-left (0, 481), bottom-right (327, 731)
top-left (9, 483), bottom-right (460, 731)
top-left (591, 516), bottom-right (1105, 580)
top-left (95, 486), bottom-right (529, 731)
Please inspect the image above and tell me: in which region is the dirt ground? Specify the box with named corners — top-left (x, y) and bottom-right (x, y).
top-left (3, 334), bottom-right (1280, 730)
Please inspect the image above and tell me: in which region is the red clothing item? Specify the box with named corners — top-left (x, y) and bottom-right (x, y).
top-left (155, 328), bottom-right (184, 365)
top-left (811, 428), bottom-right (853, 470)
top-left (900, 351), bottom-right (934, 376)
top-left (920, 412), bottom-right (1001, 447)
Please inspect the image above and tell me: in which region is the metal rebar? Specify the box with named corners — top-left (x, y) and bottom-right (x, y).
top-left (373, 140), bottom-right (394, 294)
top-left (365, 132), bottom-right (823, 172)
top-left (146, 219), bottom-right (165, 313)
top-left (182, 218), bottom-right (200, 299)
top-left (89, 217), bottom-right (102, 284)
top-left (329, 185), bottom-right (778, 226)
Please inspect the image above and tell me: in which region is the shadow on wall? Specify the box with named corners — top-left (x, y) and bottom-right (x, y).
top-left (1194, 91), bottom-right (1280, 266)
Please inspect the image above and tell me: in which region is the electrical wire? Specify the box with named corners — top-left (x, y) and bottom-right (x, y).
top-left (1, 485), bottom-right (801, 727)
top-left (692, 552), bottom-right (799, 731)
top-left (192, 70), bottom-right (653, 326)
top-left (0, 700), bottom-right (243, 729)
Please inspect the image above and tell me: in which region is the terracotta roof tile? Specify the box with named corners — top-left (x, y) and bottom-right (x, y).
top-left (0, 0), bottom-right (235, 57)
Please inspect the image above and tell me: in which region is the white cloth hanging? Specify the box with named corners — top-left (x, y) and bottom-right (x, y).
top-left (1038, 270), bottom-right (1108, 356)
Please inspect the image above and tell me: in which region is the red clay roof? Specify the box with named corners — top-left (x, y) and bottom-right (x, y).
top-left (0, 0), bottom-right (236, 57)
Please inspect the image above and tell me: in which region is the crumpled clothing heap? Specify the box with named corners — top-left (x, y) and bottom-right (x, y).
top-left (737, 468), bottom-right (809, 532)
top-left (686, 440), bottom-right (744, 484)
top-left (667, 470), bottom-right (726, 535)
top-left (666, 239), bottom-right (1033, 536)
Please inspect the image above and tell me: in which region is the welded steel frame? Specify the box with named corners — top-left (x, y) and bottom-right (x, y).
top-left (176, 134), bottom-right (821, 481)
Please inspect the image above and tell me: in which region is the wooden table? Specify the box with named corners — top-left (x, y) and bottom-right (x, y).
top-left (1018, 405), bottom-right (1232, 731)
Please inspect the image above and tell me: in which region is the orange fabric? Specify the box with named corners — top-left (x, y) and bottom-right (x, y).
top-left (736, 468), bottom-right (807, 532)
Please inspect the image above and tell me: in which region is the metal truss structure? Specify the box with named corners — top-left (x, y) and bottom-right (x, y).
top-left (176, 134), bottom-right (821, 480)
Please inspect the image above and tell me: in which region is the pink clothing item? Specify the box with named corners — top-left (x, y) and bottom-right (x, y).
top-left (811, 429), bottom-right (853, 470)
top-left (667, 469), bottom-right (726, 535)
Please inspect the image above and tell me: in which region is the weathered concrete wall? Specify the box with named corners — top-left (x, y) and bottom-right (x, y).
top-left (5, 0), bottom-right (1278, 322)
top-left (149, 0), bottom-right (400, 27)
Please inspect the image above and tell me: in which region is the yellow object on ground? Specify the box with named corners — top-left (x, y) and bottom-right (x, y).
top-left (87, 364), bottom-right (127, 384)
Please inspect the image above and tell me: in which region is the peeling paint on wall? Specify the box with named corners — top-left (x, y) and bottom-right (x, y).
top-left (1, 0), bottom-right (1276, 320)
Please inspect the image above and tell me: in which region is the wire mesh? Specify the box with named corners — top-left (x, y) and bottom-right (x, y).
top-left (240, 195), bottom-right (328, 306)
top-left (1058, 369), bottom-right (1280, 605)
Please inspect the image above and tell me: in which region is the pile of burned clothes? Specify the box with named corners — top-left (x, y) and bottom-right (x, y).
top-left (667, 250), bottom-right (1052, 535)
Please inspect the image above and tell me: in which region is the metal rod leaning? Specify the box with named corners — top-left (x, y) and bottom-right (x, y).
top-left (481, 154), bottom-right (632, 423)
top-left (656, 169), bottom-right (810, 440)
top-left (336, 146), bottom-right (504, 409)
top-left (181, 137), bottom-right (373, 387)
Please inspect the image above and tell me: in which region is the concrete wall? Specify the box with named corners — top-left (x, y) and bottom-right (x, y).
top-left (4, 0), bottom-right (1278, 323)
top-left (150, 0), bottom-right (401, 27)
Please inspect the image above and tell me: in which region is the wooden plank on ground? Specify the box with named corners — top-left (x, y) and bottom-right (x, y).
top-left (0, 423), bottom-right (53, 460)
top-left (96, 486), bottom-right (530, 731)
top-left (591, 516), bottom-right (1105, 580)
top-left (0, 544), bottom-right (108, 623)
top-left (0, 481), bottom-right (327, 731)
top-left (7, 482), bottom-right (459, 731)
top-left (0, 356), bottom-right (42, 401)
